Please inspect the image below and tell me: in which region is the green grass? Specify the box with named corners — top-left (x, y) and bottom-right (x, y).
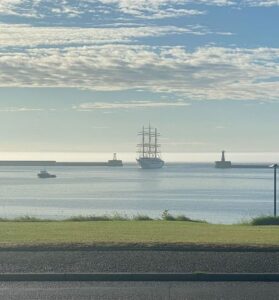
top-left (0, 221), bottom-right (278, 247)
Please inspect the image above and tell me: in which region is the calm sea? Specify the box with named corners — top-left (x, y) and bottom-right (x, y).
top-left (0, 161), bottom-right (276, 224)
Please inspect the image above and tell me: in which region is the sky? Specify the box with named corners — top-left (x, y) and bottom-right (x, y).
top-left (0, 0), bottom-right (279, 154)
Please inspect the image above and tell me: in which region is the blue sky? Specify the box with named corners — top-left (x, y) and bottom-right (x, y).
top-left (0, 0), bottom-right (278, 153)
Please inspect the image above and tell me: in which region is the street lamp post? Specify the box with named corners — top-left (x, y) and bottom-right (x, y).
top-left (270, 164), bottom-right (278, 217)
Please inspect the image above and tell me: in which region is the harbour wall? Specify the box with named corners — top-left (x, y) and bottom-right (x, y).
top-left (0, 161), bottom-right (122, 167)
top-left (231, 164), bottom-right (269, 169)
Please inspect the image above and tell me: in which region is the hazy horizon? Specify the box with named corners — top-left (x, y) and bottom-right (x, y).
top-left (1, 151), bottom-right (279, 163)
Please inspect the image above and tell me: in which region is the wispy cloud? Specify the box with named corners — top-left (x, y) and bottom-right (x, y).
top-left (244, 0), bottom-right (279, 7)
top-left (0, 24), bottom-right (210, 49)
top-left (0, 107), bottom-right (43, 112)
top-left (74, 101), bottom-right (191, 110)
top-left (0, 0), bottom-right (278, 24)
top-left (89, 0), bottom-right (234, 19)
top-left (0, 45), bottom-right (278, 101)
top-left (2, 0), bottom-right (276, 25)
top-left (135, 8), bottom-right (206, 20)
top-left (0, 0), bottom-right (206, 20)
top-left (0, 0), bottom-right (38, 18)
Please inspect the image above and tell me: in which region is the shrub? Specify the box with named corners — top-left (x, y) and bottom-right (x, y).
top-left (161, 209), bottom-right (176, 221)
top-left (111, 213), bottom-right (130, 221)
top-left (251, 216), bottom-right (279, 226)
top-left (133, 214), bottom-right (153, 221)
top-left (161, 210), bottom-right (206, 223)
top-left (67, 215), bottom-right (111, 221)
top-left (175, 215), bottom-right (192, 222)
top-left (15, 216), bottom-right (47, 222)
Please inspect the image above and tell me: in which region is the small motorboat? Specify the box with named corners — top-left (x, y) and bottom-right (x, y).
top-left (37, 170), bottom-right (56, 179)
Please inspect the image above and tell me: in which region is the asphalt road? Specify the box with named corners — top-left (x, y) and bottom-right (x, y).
top-left (0, 282), bottom-right (278, 299)
top-left (0, 250), bottom-right (278, 273)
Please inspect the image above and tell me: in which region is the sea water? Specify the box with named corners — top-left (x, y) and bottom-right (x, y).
top-left (0, 162), bottom-right (275, 224)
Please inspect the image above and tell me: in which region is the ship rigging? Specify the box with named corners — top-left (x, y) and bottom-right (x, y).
top-left (137, 124), bottom-right (164, 169)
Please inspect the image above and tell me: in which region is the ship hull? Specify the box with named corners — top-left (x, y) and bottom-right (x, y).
top-left (137, 158), bottom-right (164, 169)
top-left (38, 174), bottom-right (56, 179)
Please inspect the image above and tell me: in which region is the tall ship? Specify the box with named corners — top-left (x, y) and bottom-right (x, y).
top-left (137, 124), bottom-right (165, 169)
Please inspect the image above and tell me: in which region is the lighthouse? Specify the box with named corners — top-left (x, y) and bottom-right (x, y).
top-left (215, 151), bottom-right (232, 168)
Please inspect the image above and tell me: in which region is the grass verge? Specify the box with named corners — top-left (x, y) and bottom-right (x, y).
top-left (0, 221), bottom-right (278, 247)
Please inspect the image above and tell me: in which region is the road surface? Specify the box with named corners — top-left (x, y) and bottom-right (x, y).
top-left (0, 282), bottom-right (278, 299)
top-left (0, 250), bottom-right (278, 273)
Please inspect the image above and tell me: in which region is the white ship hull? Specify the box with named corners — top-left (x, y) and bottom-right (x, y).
top-left (137, 157), bottom-right (164, 169)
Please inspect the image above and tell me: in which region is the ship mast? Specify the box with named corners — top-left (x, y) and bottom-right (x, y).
top-left (155, 128), bottom-right (157, 158)
top-left (137, 124), bottom-right (161, 159)
top-left (148, 123), bottom-right (151, 158)
top-left (142, 126), bottom-right (145, 157)
top-left (138, 126), bottom-right (147, 158)
top-left (137, 124), bottom-right (164, 168)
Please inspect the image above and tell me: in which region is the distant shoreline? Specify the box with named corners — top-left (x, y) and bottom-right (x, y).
top-left (0, 152), bottom-right (278, 164)
top-left (0, 160), bottom-right (123, 167)
top-left (0, 161), bottom-right (274, 168)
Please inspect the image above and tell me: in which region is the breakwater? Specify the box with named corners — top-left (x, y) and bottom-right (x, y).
top-left (0, 160), bottom-right (123, 167)
top-left (231, 164), bottom-right (269, 169)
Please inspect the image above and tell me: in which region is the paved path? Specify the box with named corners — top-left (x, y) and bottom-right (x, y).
top-left (0, 282), bottom-right (278, 299)
top-left (0, 250), bottom-right (278, 273)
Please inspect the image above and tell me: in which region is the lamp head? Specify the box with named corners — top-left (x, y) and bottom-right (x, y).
top-left (269, 164), bottom-right (278, 168)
